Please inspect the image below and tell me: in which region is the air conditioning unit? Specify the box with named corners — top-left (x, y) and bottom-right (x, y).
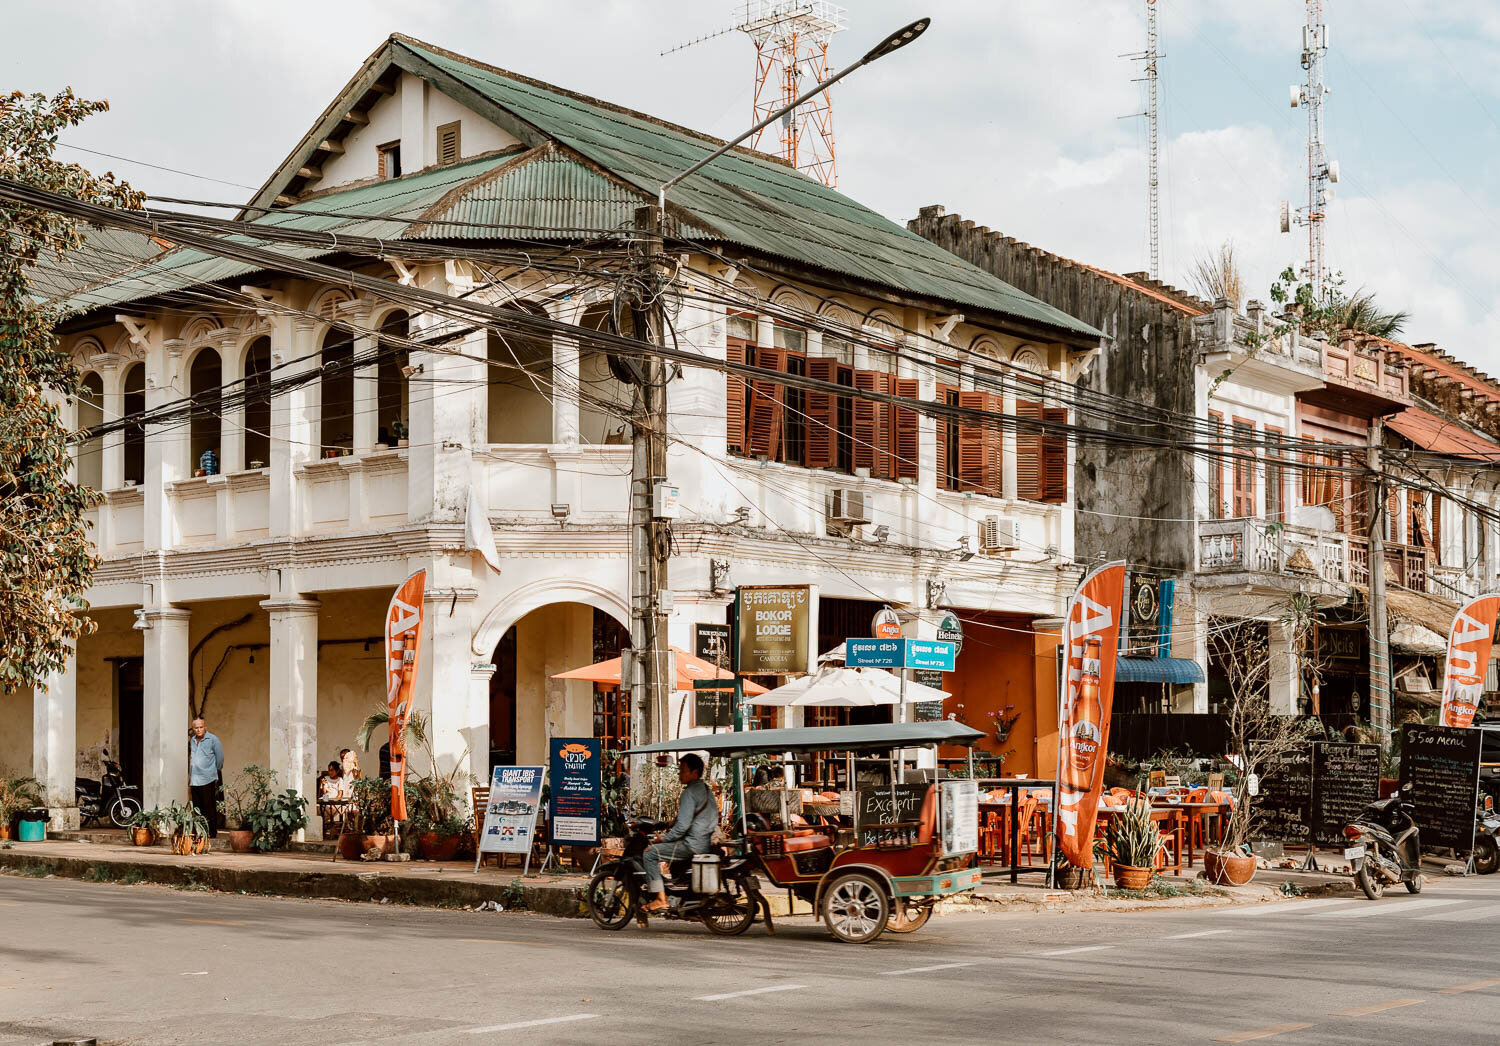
top-left (979, 515), bottom-right (1020, 552)
top-left (826, 488), bottom-right (873, 526)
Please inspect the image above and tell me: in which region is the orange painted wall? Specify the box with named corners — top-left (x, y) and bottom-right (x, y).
top-left (939, 613), bottom-right (1055, 777)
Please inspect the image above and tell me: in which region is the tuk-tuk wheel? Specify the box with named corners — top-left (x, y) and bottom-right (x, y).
top-left (822, 873), bottom-right (890, 944)
top-left (585, 869), bottom-right (635, 930)
top-left (1475, 836), bottom-right (1500, 875)
top-left (887, 900), bottom-right (932, 934)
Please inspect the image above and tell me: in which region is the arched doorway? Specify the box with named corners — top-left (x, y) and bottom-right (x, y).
top-left (489, 604), bottom-right (629, 767)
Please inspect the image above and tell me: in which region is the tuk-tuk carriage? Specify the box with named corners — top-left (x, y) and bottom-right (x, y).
top-left (587, 720), bottom-right (985, 944)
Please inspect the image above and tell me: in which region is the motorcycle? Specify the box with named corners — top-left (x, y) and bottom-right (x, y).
top-left (585, 818), bottom-right (769, 936)
top-left (1343, 788), bottom-right (1423, 899)
top-left (76, 755), bottom-right (142, 829)
top-left (1474, 794), bottom-right (1500, 876)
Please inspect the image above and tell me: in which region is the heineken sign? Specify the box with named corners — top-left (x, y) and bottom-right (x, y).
top-left (937, 612), bottom-right (963, 654)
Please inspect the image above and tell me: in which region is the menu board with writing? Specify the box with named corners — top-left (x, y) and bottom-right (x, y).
top-left (857, 785), bottom-right (926, 847)
top-left (1401, 724), bottom-right (1482, 852)
top-left (913, 669), bottom-right (946, 722)
top-left (1310, 742), bottom-right (1380, 847)
top-left (1251, 747), bottom-right (1312, 845)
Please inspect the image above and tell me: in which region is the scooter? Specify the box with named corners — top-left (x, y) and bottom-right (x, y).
top-left (584, 818), bottom-right (771, 936)
top-left (1473, 794), bottom-right (1500, 876)
top-left (1343, 787), bottom-right (1423, 899)
top-left (76, 755), bottom-right (142, 829)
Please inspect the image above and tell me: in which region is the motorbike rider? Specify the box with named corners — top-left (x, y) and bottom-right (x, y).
top-left (640, 754), bottom-right (717, 914)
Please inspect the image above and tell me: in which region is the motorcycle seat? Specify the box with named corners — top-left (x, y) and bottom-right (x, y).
top-left (783, 833), bottom-right (830, 853)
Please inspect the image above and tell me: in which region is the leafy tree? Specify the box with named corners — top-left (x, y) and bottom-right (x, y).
top-left (0, 89), bottom-right (141, 690)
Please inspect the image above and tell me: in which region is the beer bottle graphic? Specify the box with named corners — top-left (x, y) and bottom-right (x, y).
top-left (1070, 636), bottom-right (1104, 775)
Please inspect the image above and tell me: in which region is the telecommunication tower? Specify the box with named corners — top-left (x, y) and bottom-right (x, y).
top-left (1121, 0), bottom-right (1162, 280)
top-left (663, 2), bottom-right (848, 186)
top-left (1281, 1), bottom-right (1339, 299)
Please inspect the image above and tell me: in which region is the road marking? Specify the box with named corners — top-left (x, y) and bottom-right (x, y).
top-left (1331, 999), bottom-right (1423, 1017)
top-left (695, 984), bottom-right (807, 1001)
top-left (0, 901), bottom-right (20, 907)
top-left (1224, 899), bottom-right (1354, 916)
top-left (178, 918), bottom-right (244, 927)
top-left (1213, 1022), bottom-right (1316, 1042)
top-left (1434, 977), bottom-right (1500, 995)
top-left (466, 1014), bottom-right (599, 1033)
top-left (453, 937), bottom-right (551, 947)
top-left (1418, 902), bottom-right (1500, 922)
top-left (1313, 899), bottom-right (1460, 919)
top-left (1030, 945), bottom-right (1111, 957)
top-left (180, 971), bottom-right (209, 976)
top-left (1164, 929), bottom-right (1232, 939)
top-left (880, 962), bottom-right (978, 976)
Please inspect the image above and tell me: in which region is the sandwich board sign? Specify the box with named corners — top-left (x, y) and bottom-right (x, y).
top-left (475, 764), bottom-right (545, 873)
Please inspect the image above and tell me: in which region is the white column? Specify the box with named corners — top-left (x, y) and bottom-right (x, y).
top-left (262, 598), bottom-right (321, 839)
top-left (353, 311), bottom-right (378, 454)
top-left (33, 650), bottom-right (79, 830)
top-left (1001, 389), bottom-right (1018, 501)
top-left (144, 338), bottom-right (185, 551)
top-left (99, 355), bottom-right (125, 491)
top-left (550, 301), bottom-right (581, 448)
top-left (269, 316), bottom-right (317, 538)
top-left (219, 334), bottom-right (246, 475)
top-left (469, 663), bottom-right (497, 794)
top-left (141, 605), bottom-right (192, 810)
top-left (1267, 619), bottom-right (1298, 715)
top-left (408, 292), bottom-right (485, 524)
top-left (417, 583), bottom-right (481, 783)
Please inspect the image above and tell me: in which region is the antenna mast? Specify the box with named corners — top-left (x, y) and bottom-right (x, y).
top-left (1284, 1), bottom-right (1336, 299)
top-left (1121, 0), bottom-right (1161, 280)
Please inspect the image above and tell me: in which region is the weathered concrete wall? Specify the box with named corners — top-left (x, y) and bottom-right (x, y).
top-left (908, 207), bottom-right (1200, 571)
top-left (0, 688), bottom-right (33, 778)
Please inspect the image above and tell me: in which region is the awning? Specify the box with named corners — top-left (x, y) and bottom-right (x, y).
top-left (1115, 657), bottom-right (1206, 685)
top-left (1390, 622), bottom-right (1446, 654)
top-left (624, 720), bottom-right (985, 757)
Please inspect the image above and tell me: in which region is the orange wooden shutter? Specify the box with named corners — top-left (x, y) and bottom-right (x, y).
top-left (1040, 406), bottom-right (1068, 503)
top-left (803, 357), bottom-right (839, 469)
top-left (1432, 494), bottom-right (1442, 566)
top-left (1207, 411), bottom-right (1224, 519)
top-left (852, 370), bottom-right (891, 477)
top-left (725, 338), bottom-right (748, 454)
top-left (936, 386), bottom-right (954, 490)
top-left (891, 378), bottom-right (920, 482)
top-left (956, 391), bottom-right (1000, 494)
top-left (1231, 420), bottom-right (1256, 517)
top-left (746, 347), bottom-right (785, 459)
top-left (1016, 399), bottom-right (1043, 501)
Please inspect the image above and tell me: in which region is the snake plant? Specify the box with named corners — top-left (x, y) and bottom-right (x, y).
top-left (1099, 796), bottom-right (1163, 869)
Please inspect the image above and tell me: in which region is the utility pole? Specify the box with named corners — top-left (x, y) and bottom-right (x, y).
top-left (1367, 418), bottom-right (1391, 741)
top-left (628, 205), bottom-right (672, 750)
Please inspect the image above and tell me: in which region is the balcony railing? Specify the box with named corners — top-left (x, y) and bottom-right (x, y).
top-left (1199, 519), bottom-right (1350, 585)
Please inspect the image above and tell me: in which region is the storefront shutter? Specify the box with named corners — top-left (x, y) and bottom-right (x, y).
top-left (746, 347), bottom-right (785, 459)
top-left (891, 377), bottom-right (921, 481)
top-left (1040, 406), bottom-right (1069, 503)
top-left (725, 338), bottom-right (748, 454)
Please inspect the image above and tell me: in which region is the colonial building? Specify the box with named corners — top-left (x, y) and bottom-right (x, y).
top-left (15, 35), bottom-right (1104, 830)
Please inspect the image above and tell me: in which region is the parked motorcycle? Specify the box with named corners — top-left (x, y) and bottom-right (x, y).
top-left (585, 818), bottom-right (768, 936)
top-left (76, 755), bottom-right (142, 829)
top-left (1343, 787), bottom-right (1423, 899)
top-left (1474, 794), bottom-right (1500, 876)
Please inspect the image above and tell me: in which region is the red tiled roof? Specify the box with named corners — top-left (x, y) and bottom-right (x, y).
top-left (1075, 264), bottom-right (1206, 316)
top-left (1387, 407), bottom-right (1500, 459)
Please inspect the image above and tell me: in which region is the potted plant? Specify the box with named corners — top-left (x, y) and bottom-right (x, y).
top-left (218, 768), bottom-right (262, 853)
top-left (127, 806), bottom-right (164, 846)
top-left (1051, 845), bottom-right (1090, 891)
top-left (346, 775), bottom-right (393, 859)
top-left (0, 770), bottom-right (43, 841)
top-left (1098, 795), bottom-right (1162, 890)
top-left (358, 707), bottom-right (473, 860)
top-left (165, 800), bottom-right (211, 855)
top-left (228, 765), bottom-right (308, 853)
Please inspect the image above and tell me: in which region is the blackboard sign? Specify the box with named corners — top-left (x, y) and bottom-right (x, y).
top-left (1401, 724), bottom-right (1482, 852)
top-left (857, 784), bottom-right (925, 846)
top-left (913, 669), bottom-right (945, 722)
top-left (695, 623), bottom-right (731, 667)
top-left (695, 686), bottom-right (734, 729)
top-left (1251, 747), bottom-right (1312, 845)
top-left (1311, 742), bottom-right (1380, 847)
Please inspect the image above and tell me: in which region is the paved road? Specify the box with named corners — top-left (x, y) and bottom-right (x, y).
top-left (3, 874), bottom-right (1499, 1045)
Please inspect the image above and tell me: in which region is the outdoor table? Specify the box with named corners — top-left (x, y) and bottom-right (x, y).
top-left (976, 777), bottom-right (1058, 884)
top-left (1149, 800), bottom-right (1230, 867)
top-left (1097, 805), bottom-right (1185, 874)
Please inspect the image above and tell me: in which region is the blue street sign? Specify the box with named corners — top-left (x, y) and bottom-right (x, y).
top-left (845, 638), bottom-right (957, 672)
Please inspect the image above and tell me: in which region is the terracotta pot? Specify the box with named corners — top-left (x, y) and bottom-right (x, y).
top-left (364, 833), bottom-right (394, 857)
top-left (417, 832), bottom-right (461, 862)
top-left (0, 824), bottom-right (11, 842)
top-left (1204, 848), bottom-right (1257, 886)
top-left (337, 832), bottom-right (367, 860)
top-left (1113, 863), bottom-right (1153, 891)
top-left (130, 827), bottom-right (157, 847)
top-left (225, 829), bottom-right (254, 853)
top-left (172, 832), bottom-right (209, 856)
top-left (1055, 864), bottom-right (1089, 890)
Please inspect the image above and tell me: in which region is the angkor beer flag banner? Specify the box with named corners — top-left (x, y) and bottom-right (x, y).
top-left (1054, 561), bottom-right (1127, 869)
top-left (1440, 593), bottom-right (1500, 728)
top-left (385, 570), bottom-right (426, 822)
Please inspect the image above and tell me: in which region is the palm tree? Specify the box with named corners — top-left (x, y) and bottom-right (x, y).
top-left (1329, 289), bottom-right (1409, 339)
top-left (357, 705), bottom-right (429, 753)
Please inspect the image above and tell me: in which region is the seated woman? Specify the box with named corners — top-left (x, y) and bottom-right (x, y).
top-left (340, 748), bottom-right (361, 783)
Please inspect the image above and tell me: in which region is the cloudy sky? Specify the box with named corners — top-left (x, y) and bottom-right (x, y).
top-left (8, 1), bottom-right (1497, 364)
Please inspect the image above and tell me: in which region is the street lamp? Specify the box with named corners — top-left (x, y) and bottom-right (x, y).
top-left (657, 15), bottom-right (932, 209)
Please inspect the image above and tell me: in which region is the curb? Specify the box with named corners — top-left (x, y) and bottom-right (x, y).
top-left (0, 850), bottom-right (587, 918)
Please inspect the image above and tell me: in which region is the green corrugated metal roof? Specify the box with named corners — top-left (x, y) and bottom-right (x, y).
top-left (28, 228), bottom-right (163, 302)
top-left (401, 39), bottom-right (1100, 339)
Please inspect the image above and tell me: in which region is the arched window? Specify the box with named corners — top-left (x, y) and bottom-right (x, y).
top-left (577, 304), bottom-right (632, 444)
top-left (76, 372), bottom-right (104, 489)
top-left (320, 327), bottom-right (354, 455)
top-left (243, 337), bottom-right (271, 469)
top-left (189, 348), bottom-right (222, 475)
top-left (123, 363), bottom-right (145, 485)
top-left (487, 305), bottom-right (552, 444)
top-left (376, 311), bottom-right (409, 446)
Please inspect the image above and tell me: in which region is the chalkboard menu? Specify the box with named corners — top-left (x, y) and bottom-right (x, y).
top-left (1251, 747), bottom-right (1312, 844)
top-left (857, 784), bottom-right (926, 846)
top-left (913, 669), bottom-right (946, 722)
top-left (1310, 742), bottom-right (1380, 847)
top-left (1401, 724), bottom-right (1482, 852)
top-left (694, 686), bottom-right (734, 729)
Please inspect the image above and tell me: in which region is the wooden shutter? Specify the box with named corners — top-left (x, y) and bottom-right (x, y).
top-left (1411, 491), bottom-right (1431, 549)
top-left (956, 391), bottom-right (999, 494)
top-left (1040, 407), bottom-right (1068, 503)
top-left (852, 370), bottom-right (891, 477)
top-left (891, 378), bottom-right (920, 482)
top-left (1265, 425), bottom-right (1283, 520)
top-left (936, 386), bottom-right (955, 490)
top-left (725, 337), bottom-right (748, 454)
top-left (1432, 494), bottom-right (1443, 566)
top-left (437, 122), bottom-right (461, 165)
top-left (1387, 487), bottom-right (1400, 543)
top-left (1016, 399), bottom-right (1043, 501)
top-left (1207, 411), bottom-right (1224, 519)
top-left (746, 347), bottom-right (785, 459)
top-left (1232, 420), bottom-right (1256, 517)
top-left (803, 357), bottom-right (840, 469)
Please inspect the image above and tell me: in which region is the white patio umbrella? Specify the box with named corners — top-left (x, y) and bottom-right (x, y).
top-left (750, 665), bottom-right (950, 707)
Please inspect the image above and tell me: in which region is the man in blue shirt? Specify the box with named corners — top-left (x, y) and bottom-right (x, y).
top-left (188, 717), bottom-right (225, 838)
top-left (640, 754), bottom-right (718, 913)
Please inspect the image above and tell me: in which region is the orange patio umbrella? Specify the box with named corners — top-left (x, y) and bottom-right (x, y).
top-left (553, 646), bottom-right (768, 695)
